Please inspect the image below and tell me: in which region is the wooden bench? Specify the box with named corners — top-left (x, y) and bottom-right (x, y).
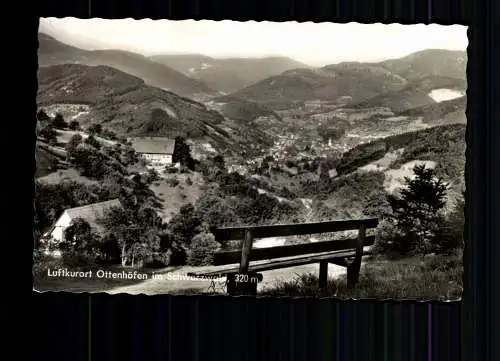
top-left (188, 218), bottom-right (379, 296)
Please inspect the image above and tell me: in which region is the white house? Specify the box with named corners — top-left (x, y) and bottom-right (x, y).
top-left (42, 199), bottom-right (122, 256)
top-left (129, 137), bottom-right (176, 167)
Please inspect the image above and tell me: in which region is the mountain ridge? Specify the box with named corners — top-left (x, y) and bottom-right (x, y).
top-left (38, 32), bottom-right (220, 100)
top-left (37, 63), bottom-right (277, 156)
top-left (150, 54), bottom-right (312, 94)
top-left (221, 49), bottom-right (467, 111)
top-left (38, 64), bottom-right (231, 149)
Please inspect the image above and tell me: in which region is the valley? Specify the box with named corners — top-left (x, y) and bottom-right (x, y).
top-left (36, 35), bottom-right (467, 225)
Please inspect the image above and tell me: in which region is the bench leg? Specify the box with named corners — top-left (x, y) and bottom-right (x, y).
top-left (319, 261), bottom-right (328, 288)
top-left (346, 261), bottom-right (361, 289)
top-left (346, 224), bottom-right (366, 289)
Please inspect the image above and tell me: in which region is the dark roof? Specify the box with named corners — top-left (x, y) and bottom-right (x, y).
top-left (65, 199), bottom-right (122, 233)
top-left (129, 137), bottom-right (176, 155)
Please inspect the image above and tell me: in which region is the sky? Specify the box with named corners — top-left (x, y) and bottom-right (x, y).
top-left (40, 18), bottom-right (468, 67)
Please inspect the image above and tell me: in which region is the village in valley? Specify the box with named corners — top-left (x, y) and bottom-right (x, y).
top-left (34, 19), bottom-right (466, 299)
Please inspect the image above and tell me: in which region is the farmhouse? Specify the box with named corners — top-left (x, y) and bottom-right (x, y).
top-left (42, 199), bottom-right (123, 253)
top-left (129, 137), bottom-right (176, 167)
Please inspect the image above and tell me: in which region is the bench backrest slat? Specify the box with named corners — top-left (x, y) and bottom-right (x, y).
top-left (213, 235), bottom-right (376, 265)
top-left (212, 218), bottom-right (379, 242)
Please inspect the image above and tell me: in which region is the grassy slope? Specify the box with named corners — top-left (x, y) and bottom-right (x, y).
top-left (37, 63), bottom-right (243, 153)
top-left (219, 97), bottom-right (283, 122)
top-left (261, 250), bottom-right (462, 300)
top-left (224, 66), bottom-right (408, 108)
top-left (150, 172), bottom-right (205, 222)
top-left (37, 168), bottom-right (98, 186)
top-left (35, 147), bottom-right (59, 177)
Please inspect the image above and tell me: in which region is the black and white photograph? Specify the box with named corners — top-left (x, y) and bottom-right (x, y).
top-left (33, 19), bottom-right (467, 299)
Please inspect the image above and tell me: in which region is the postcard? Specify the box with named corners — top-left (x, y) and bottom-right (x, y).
top-left (33, 19), bottom-right (467, 299)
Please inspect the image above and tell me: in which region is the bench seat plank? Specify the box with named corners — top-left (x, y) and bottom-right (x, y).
top-left (188, 248), bottom-right (372, 278)
top-left (214, 235), bottom-right (375, 265)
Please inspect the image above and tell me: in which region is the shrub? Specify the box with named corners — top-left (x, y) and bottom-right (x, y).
top-left (213, 155), bottom-right (225, 169)
top-left (165, 167), bottom-right (179, 174)
top-left (37, 109), bottom-right (51, 122)
top-left (433, 195), bottom-right (465, 254)
top-left (194, 192), bottom-right (239, 228)
top-left (167, 177), bottom-right (180, 187)
top-left (68, 121), bottom-right (80, 130)
top-left (167, 203), bottom-right (203, 247)
top-left (88, 123), bottom-right (102, 135)
top-left (186, 232), bottom-right (222, 266)
top-left (278, 186), bottom-right (296, 199)
top-left (101, 129), bottom-right (117, 140)
top-left (84, 135), bottom-right (101, 149)
top-left (372, 218), bottom-right (406, 258)
top-left (165, 245), bottom-right (187, 266)
top-left (65, 134), bottom-right (83, 155)
top-left (362, 190), bottom-right (392, 219)
top-left (146, 168), bottom-right (160, 184)
top-left (71, 147), bottom-right (108, 179)
top-left (52, 113), bottom-right (67, 129)
top-left (39, 125), bottom-right (58, 145)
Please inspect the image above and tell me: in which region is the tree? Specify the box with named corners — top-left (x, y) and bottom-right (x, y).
top-left (362, 190), bottom-right (392, 219)
top-left (68, 121), bottom-right (80, 130)
top-left (387, 164), bottom-right (448, 255)
top-left (146, 168), bottom-right (160, 185)
top-left (37, 109), bottom-right (51, 122)
top-left (98, 206), bottom-right (164, 267)
top-left (39, 124), bottom-right (58, 145)
top-left (60, 218), bottom-right (103, 265)
top-left (52, 113), bottom-right (67, 129)
top-left (213, 155), bottom-right (225, 170)
top-left (167, 203), bottom-right (203, 246)
top-left (101, 128), bottom-right (117, 140)
top-left (84, 135), bottom-right (101, 149)
top-left (65, 134), bottom-right (83, 156)
top-left (186, 232), bottom-right (221, 266)
top-left (71, 147), bottom-right (108, 179)
top-left (88, 123), bottom-right (102, 135)
top-left (172, 137), bottom-right (195, 170)
top-left (120, 146), bottom-right (138, 166)
top-left (194, 191), bottom-right (239, 228)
